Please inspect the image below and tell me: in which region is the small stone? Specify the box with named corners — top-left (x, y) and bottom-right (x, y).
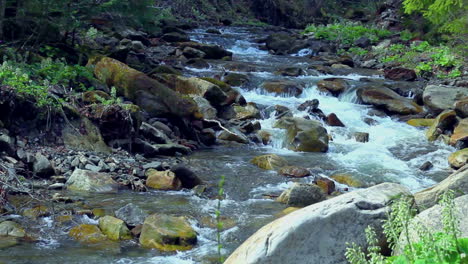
top-left (353, 132), bottom-right (369, 143)
top-left (331, 173), bottom-right (363, 188)
top-left (33, 153), bottom-right (54, 178)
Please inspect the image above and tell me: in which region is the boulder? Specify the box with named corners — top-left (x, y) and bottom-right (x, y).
top-left (384, 68), bottom-right (417, 81)
top-left (454, 98), bottom-right (468, 118)
top-left (423, 85), bottom-right (468, 114)
top-left (62, 117), bottom-right (111, 153)
top-left (33, 153), bottom-right (54, 178)
top-left (69, 224), bottom-right (107, 244)
top-left (396, 195), bottom-right (468, 254)
top-left (0, 221), bottom-right (26, 238)
top-left (171, 166), bottom-right (203, 189)
top-left (407, 118), bottom-right (434, 127)
top-left (326, 113), bottom-right (345, 127)
top-left (261, 80), bottom-right (303, 97)
top-left (425, 110), bottom-right (457, 142)
top-left (415, 165), bottom-right (468, 209)
top-left (139, 214), bottom-right (197, 251)
top-left (331, 173), bottom-right (363, 187)
top-left (182, 47), bottom-right (206, 59)
top-left (275, 67), bottom-right (305, 77)
top-left (192, 96), bottom-right (217, 120)
top-left (251, 154), bottom-right (288, 170)
top-left (66, 169), bottom-right (119, 193)
top-left (217, 129), bottom-right (249, 144)
top-left (88, 56), bottom-right (198, 118)
top-left (419, 161), bottom-right (434, 171)
top-left (448, 149), bottom-right (468, 169)
top-left (450, 118), bottom-right (468, 147)
top-left (265, 33), bottom-right (296, 54)
top-left (161, 32), bottom-right (190, 42)
top-left (257, 130), bottom-right (272, 145)
top-left (234, 103), bottom-right (261, 120)
top-left (115, 203), bottom-right (148, 227)
top-left (274, 117), bottom-right (329, 152)
top-left (357, 87), bottom-right (423, 115)
top-left (98, 216), bottom-right (132, 241)
top-left (145, 169), bottom-right (182, 191)
top-left (223, 73), bottom-right (249, 87)
top-left (224, 183), bottom-right (412, 264)
top-left (277, 183), bottom-right (325, 207)
top-left (314, 177), bottom-right (336, 195)
top-left (178, 42), bottom-right (232, 59)
top-left (278, 166), bottom-right (311, 178)
top-left (317, 78), bottom-right (349, 96)
top-left (140, 122), bottom-right (170, 144)
top-left (0, 130), bottom-right (15, 155)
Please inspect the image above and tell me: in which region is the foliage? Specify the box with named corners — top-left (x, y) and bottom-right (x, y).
top-left (216, 175), bottom-right (226, 264)
top-left (402, 0), bottom-right (468, 34)
top-left (345, 191), bottom-right (468, 264)
top-left (303, 22), bottom-right (392, 46)
top-left (0, 58), bottom-right (94, 108)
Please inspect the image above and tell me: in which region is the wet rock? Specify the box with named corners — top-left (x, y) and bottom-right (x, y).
top-left (178, 42), bottom-right (232, 59)
top-left (450, 118), bottom-right (468, 147)
top-left (182, 47), bottom-right (206, 59)
top-left (407, 118), bottom-right (434, 127)
top-left (331, 63), bottom-right (351, 69)
top-left (133, 139), bottom-right (191, 157)
top-left (251, 154), bottom-right (288, 170)
top-left (448, 149), bottom-right (468, 169)
top-left (145, 169), bottom-right (182, 191)
top-left (425, 110), bottom-right (457, 142)
top-left (223, 73), bottom-right (249, 87)
top-left (357, 86), bottom-right (423, 115)
top-left (274, 105), bottom-right (292, 119)
top-left (33, 153), bottom-right (54, 178)
top-left (317, 78), bottom-right (349, 96)
top-left (275, 67), bottom-right (305, 77)
top-left (140, 122), bottom-right (170, 144)
top-left (419, 161), bottom-right (434, 171)
top-left (192, 96), bottom-right (217, 119)
top-left (206, 28), bottom-right (221, 34)
top-left (257, 130), bottom-right (272, 145)
top-left (66, 169), bottom-right (119, 193)
top-left (261, 80), bottom-right (303, 97)
top-left (0, 221), bottom-right (26, 238)
top-left (331, 173), bottom-right (363, 187)
top-left (139, 214), bottom-right (197, 251)
top-left (161, 32), bottom-right (190, 42)
top-left (314, 177), bottom-right (336, 195)
top-left (171, 166), bottom-right (202, 189)
top-left (149, 65), bottom-right (182, 76)
top-left (274, 117), bottom-right (329, 152)
top-left (415, 164), bottom-right (468, 209)
top-left (455, 98), bottom-right (468, 118)
top-left (277, 183), bottom-right (325, 207)
top-left (326, 113), bottom-right (345, 127)
top-left (265, 33), bottom-right (296, 54)
top-left (234, 103), bottom-right (261, 120)
top-left (69, 224), bottom-right (107, 244)
top-left (423, 85), bottom-right (468, 114)
top-left (48, 183), bottom-right (65, 190)
top-left (240, 121), bottom-right (261, 134)
top-left (98, 216), bottom-right (132, 241)
top-left (384, 68), bottom-right (417, 81)
top-left (186, 58), bottom-right (210, 68)
top-left (353, 132), bottom-right (369, 143)
top-left (217, 130), bottom-right (249, 144)
top-left (278, 166), bottom-right (310, 178)
top-left (62, 118), bottom-right (111, 153)
top-left (225, 183), bottom-right (411, 264)
top-left (23, 205), bottom-right (49, 219)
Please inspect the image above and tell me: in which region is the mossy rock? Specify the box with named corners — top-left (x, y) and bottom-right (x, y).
top-left (450, 118), bottom-right (468, 146)
top-left (23, 205), bottom-right (50, 219)
top-left (274, 117), bottom-right (329, 152)
top-left (251, 154), bottom-right (288, 170)
top-left (145, 169), bottom-right (182, 190)
top-left (139, 214), bottom-right (197, 251)
top-left (448, 148), bottom-right (468, 169)
top-left (92, 208), bottom-right (107, 218)
top-left (62, 117), bottom-right (111, 153)
top-left (69, 224), bottom-right (108, 244)
top-left (0, 221), bottom-right (26, 238)
top-left (426, 110), bottom-right (457, 142)
top-left (199, 216), bottom-right (237, 231)
top-left (98, 216), bottom-right (132, 241)
top-left (200, 77), bottom-right (231, 91)
top-left (0, 236), bottom-right (19, 249)
top-left (56, 215), bottom-right (73, 224)
top-left (82, 90), bottom-right (110, 104)
top-left (149, 65), bottom-right (182, 76)
top-left (407, 119), bottom-right (435, 127)
top-left (331, 173), bottom-right (363, 188)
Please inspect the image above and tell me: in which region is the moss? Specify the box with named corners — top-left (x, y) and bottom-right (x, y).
top-left (407, 118), bottom-right (435, 127)
top-left (69, 224), bottom-right (108, 244)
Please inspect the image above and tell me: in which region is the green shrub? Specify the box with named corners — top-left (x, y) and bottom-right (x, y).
top-left (346, 191), bottom-right (468, 264)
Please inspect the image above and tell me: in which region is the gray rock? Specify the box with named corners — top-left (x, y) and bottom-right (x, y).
top-left (353, 132), bottom-right (369, 143)
top-left (0, 221), bottom-right (26, 237)
top-left (142, 161), bottom-right (162, 170)
top-left (225, 183), bottom-right (411, 264)
top-left (140, 122), bottom-right (170, 144)
top-left (115, 203), bottom-right (148, 227)
top-left (0, 130), bottom-right (15, 155)
top-left (423, 85), bottom-right (468, 114)
top-left (415, 164), bottom-right (468, 210)
top-left (419, 161), bottom-right (433, 171)
top-left (84, 164), bottom-right (102, 172)
top-left (277, 183), bottom-right (325, 206)
top-left (66, 169), bottom-right (119, 193)
top-left (33, 153), bottom-right (54, 178)
top-left (217, 129), bottom-right (249, 144)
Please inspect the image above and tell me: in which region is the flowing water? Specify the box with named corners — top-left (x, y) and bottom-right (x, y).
top-left (1, 27), bottom-right (455, 264)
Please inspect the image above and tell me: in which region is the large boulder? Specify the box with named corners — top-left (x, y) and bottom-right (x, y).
top-left (66, 169), bottom-right (119, 193)
top-left (98, 216), bottom-right (132, 241)
top-left (145, 169), bottom-right (182, 191)
top-left (448, 148), bottom-right (468, 169)
top-left (425, 110), bottom-right (457, 142)
top-left (415, 165), bottom-right (468, 209)
top-left (192, 96), bottom-right (217, 120)
top-left (265, 33), bottom-right (296, 54)
top-left (274, 117), bottom-right (329, 152)
top-left (450, 118), bottom-right (468, 147)
top-left (317, 78), bottom-right (350, 96)
top-left (225, 183), bottom-right (411, 264)
top-left (139, 214), bottom-right (197, 251)
top-left (261, 80), bottom-right (303, 97)
top-left (234, 103), bottom-right (261, 120)
top-left (357, 87), bottom-right (422, 115)
top-left (277, 183), bottom-right (325, 207)
top-left (423, 85), bottom-right (468, 114)
top-left (250, 154), bottom-right (288, 170)
top-left (88, 56), bottom-right (198, 118)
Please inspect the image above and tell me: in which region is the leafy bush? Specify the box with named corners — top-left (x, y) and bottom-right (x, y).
top-left (303, 22), bottom-right (392, 46)
top-left (346, 191), bottom-right (468, 264)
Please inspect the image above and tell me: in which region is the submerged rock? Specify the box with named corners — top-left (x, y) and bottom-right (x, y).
top-left (274, 117), bottom-right (329, 152)
top-left (66, 169), bottom-right (119, 193)
top-left (224, 183), bottom-right (411, 264)
top-left (98, 216), bottom-right (132, 241)
top-left (250, 154), bottom-right (288, 170)
top-left (139, 214), bottom-right (197, 251)
top-left (277, 183), bottom-right (325, 207)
